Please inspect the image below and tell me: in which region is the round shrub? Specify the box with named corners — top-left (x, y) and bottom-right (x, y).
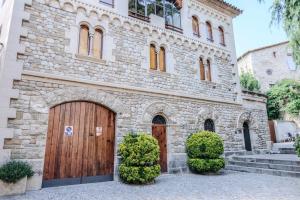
top-left (186, 131), bottom-right (224, 159)
top-left (118, 133), bottom-right (161, 184)
top-left (188, 158), bottom-right (225, 173)
top-left (119, 133), bottom-right (160, 166)
top-left (119, 164), bottom-right (161, 184)
top-left (0, 161), bottom-right (34, 183)
top-left (186, 131), bottom-right (225, 174)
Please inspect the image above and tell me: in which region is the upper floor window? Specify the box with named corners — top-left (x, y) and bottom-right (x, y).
top-left (128, 0), bottom-right (182, 32)
top-left (159, 47), bottom-right (166, 72)
top-left (99, 0), bottom-right (114, 7)
top-left (78, 24), bottom-right (103, 59)
top-left (192, 16), bottom-right (200, 37)
top-left (206, 59), bottom-right (212, 81)
top-left (199, 57), bottom-right (205, 80)
top-left (150, 44), bottom-right (166, 72)
top-left (218, 26), bottom-right (225, 46)
top-left (79, 25), bottom-right (89, 56)
top-left (206, 21), bottom-right (213, 42)
top-left (165, 1), bottom-right (182, 32)
top-left (150, 44), bottom-right (157, 70)
top-left (93, 29), bottom-right (103, 59)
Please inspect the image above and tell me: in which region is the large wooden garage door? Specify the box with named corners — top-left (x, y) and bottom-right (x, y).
top-left (43, 101), bottom-right (115, 187)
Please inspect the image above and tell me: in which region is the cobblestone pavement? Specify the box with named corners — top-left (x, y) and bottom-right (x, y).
top-left (2, 171), bottom-right (300, 200)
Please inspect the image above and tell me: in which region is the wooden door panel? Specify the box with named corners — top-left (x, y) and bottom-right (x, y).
top-left (268, 120), bottom-right (276, 143)
top-left (43, 101), bottom-right (115, 186)
top-left (152, 125), bottom-right (167, 173)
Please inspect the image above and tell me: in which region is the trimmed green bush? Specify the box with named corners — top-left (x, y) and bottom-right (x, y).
top-left (295, 136), bottom-right (300, 157)
top-left (0, 161), bottom-right (34, 183)
top-left (186, 131), bottom-right (225, 174)
top-left (119, 164), bottom-right (160, 184)
top-left (186, 131), bottom-right (224, 159)
top-left (187, 158), bottom-right (225, 173)
top-left (118, 133), bottom-right (160, 184)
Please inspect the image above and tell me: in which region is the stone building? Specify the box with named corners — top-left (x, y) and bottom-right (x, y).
top-left (238, 41), bottom-right (300, 93)
top-left (0, 0), bottom-right (270, 190)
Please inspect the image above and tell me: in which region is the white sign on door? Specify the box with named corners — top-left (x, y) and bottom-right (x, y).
top-left (96, 127), bottom-right (103, 136)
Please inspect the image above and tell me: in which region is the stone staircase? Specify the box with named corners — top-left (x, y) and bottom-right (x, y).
top-left (226, 153), bottom-right (300, 178)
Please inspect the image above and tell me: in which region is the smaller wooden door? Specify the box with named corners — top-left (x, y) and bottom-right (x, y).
top-left (243, 122), bottom-right (252, 151)
top-left (152, 125), bottom-right (167, 172)
top-left (268, 120), bottom-right (276, 143)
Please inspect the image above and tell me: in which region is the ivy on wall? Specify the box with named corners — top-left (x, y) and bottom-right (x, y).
top-left (267, 79), bottom-right (300, 119)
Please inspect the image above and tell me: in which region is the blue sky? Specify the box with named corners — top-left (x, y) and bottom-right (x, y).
top-left (226, 0), bottom-right (287, 57)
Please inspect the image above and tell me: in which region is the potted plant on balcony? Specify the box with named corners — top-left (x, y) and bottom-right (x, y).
top-left (0, 160), bottom-right (34, 196)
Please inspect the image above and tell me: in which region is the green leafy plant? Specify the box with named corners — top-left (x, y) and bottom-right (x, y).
top-left (0, 161), bottom-right (34, 183)
top-left (240, 72), bottom-right (260, 92)
top-left (118, 133), bottom-right (160, 184)
top-left (295, 136), bottom-right (300, 157)
top-left (267, 79), bottom-right (300, 119)
top-left (186, 131), bottom-right (225, 174)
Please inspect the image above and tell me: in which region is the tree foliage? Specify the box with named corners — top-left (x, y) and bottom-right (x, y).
top-left (259, 0), bottom-right (300, 65)
top-left (267, 79), bottom-right (300, 119)
top-left (240, 72), bottom-right (261, 92)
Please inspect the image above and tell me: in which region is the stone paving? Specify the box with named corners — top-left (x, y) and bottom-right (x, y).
top-left (2, 171), bottom-right (300, 200)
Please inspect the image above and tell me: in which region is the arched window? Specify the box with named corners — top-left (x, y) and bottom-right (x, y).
top-left (93, 29), bottom-right (103, 59)
top-left (206, 21), bottom-right (213, 42)
top-left (218, 26), bottom-right (225, 46)
top-left (152, 115), bottom-right (167, 125)
top-left (206, 59), bottom-right (212, 82)
top-left (199, 57), bottom-right (205, 80)
top-left (204, 119), bottom-right (215, 132)
top-left (79, 25), bottom-right (89, 56)
top-left (192, 16), bottom-right (200, 37)
top-left (159, 47), bottom-right (166, 72)
top-left (150, 44), bottom-right (157, 70)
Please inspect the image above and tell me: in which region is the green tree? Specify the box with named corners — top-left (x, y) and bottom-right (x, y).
top-left (267, 79), bottom-right (300, 119)
top-left (259, 0), bottom-right (300, 65)
top-left (240, 72), bottom-right (261, 92)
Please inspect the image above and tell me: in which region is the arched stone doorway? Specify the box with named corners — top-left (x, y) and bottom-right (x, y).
top-left (43, 101), bottom-right (115, 187)
top-left (243, 122), bottom-right (252, 151)
top-left (152, 115), bottom-right (168, 173)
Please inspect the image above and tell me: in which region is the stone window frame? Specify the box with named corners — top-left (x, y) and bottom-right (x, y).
top-left (78, 22), bottom-right (104, 60)
top-left (218, 26), bottom-right (225, 46)
top-left (192, 15), bottom-right (200, 37)
top-left (197, 55), bottom-right (214, 82)
top-left (149, 41), bottom-right (168, 73)
top-left (205, 21), bottom-right (214, 43)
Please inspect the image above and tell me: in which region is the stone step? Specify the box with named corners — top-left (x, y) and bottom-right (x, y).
top-left (226, 165), bottom-right (300, 178)
top-left (231, 156), bottom-right (300, 166)
top-left (228, 160), bottom-right (300, 172)
top-left (278, 148), bottom-right (296, 154)
top-left (224, 150), bottom-right (268, 157)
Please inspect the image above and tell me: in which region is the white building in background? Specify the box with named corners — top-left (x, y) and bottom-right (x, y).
top-left (238, 41), bottom-right (300, 93)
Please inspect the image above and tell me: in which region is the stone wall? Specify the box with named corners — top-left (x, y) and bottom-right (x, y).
top-left (5, 75), bottom-right (269, 188)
